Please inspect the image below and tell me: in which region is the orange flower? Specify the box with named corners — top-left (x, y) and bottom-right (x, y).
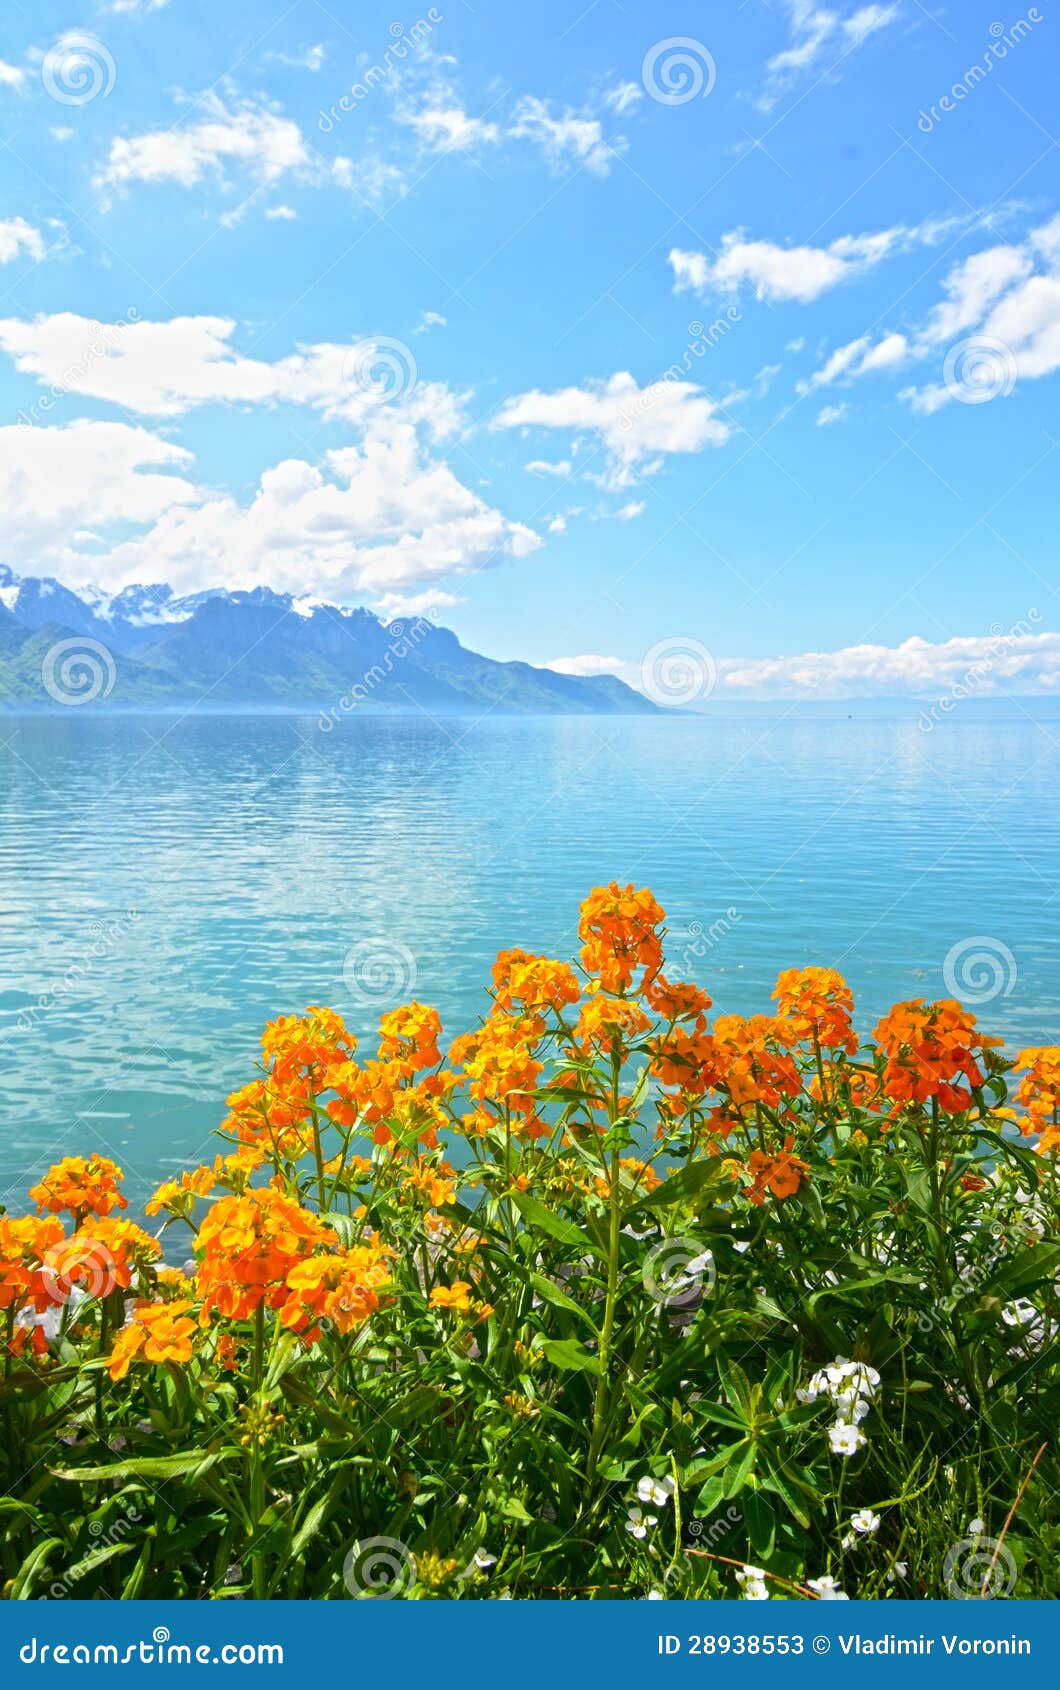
top-left (492, 950), bottom-right (580, 1023)
top-left (873, 999), bottom-right (1002, 1114)
top-left (29, 1155), bottom-right (128, 1220)
top-left (773, 967), bottom-right (857, 1054)
top-left (578, 883), bottom-right (665, 995)
top-left (573, 993), bottom-right (651, 1057)
top-left (429, 1281), bottom-right (493, 1321)
top-left (450, 1012), bottom-right (543, 1120)
top-left (196, 1190), bottom-right (328, 1324)
top-left (280, 1242), bottom-right (391, 1337)
top-left (0, 1216), bottom-right (66, 1315)
top-left (107, 1300), bottom-right (196, 1381)
top-left (1013, 1047), bottom-right (1060, 1150)
top-left (145, 1166), bottom-right (215, 1217)
top-left (645, 973), bottom-right (712, 1027)
top-left (41, 1219), bottom-right (161, 1302)
top-left (403, 1156), bottom-right (457, 1209)
top-left (378, 1002), bottom-right (442, 1073)
top-left (745, 1138), bottom-right (809, 1205)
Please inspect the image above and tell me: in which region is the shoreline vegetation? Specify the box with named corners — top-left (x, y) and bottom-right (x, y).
top-left (2, 884), bottom-right (1058, 1600)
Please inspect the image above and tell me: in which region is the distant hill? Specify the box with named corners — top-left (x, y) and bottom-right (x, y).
top-left (0, 568), bottom-right (658, 716)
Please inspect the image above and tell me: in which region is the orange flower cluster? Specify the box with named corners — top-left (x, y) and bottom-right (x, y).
top-left (578, 883), bottom-right (665, 994)
top-left (873, 999), bottom-right (1002, 1114)
top-left (108, 1300), bottom-right (196, 1381)
top-left (745, 1138), bottom-right (810, 1206)
top-left (196, 1189), bottom-right (329, 1323)
top-left (450, 1011), bottom-right (544, 1127)
top-left (281, 1243), bottom-right (392, 1338)
top-left (574, 994), bottom-right (651, 1057)
top-left (146, 1166), bottom-right (216, 1217)
top-left (0, 1215), bottom-right (65, 1317)
top-left (492, 950), bottom-right (580, 1024)
top-left (1014, 1046), bottom-right (1060, 1151)
top-left (429, 1281), bottom-right (493, 1321)
top-left (773, 967), bottom-right (858, 1054)
top-left (42, 1218), bottom-right (161, 1301)
top-left (30, 1155), bottom-right (128, 1219)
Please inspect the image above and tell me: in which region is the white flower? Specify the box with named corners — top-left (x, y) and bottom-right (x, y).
top-left (968, 1517), bottom-right (985, 1536)
top-left (473, 1548), bottom-right (497, 1569)
top-left (850, 1508), bottom-right (880, 1535)
top-left (636, 1475), bottom-right (675, 1508)
top-left (735, 1564), bottom-right (770, 1600)
top-left (808, 1574), bottom-right (849, 1599)
top-left (886, 1561), bottom-right (908, 1583)
top-left (828, 1422), bottom-right (867, 1457)
top-left (625, 1506), bottom-right (657, 1539)
top-left (646, 1589), bottom-right (665, 1600)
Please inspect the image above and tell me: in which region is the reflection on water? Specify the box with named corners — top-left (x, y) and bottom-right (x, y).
top-left (2, 709), bottom-right (1058, 1207)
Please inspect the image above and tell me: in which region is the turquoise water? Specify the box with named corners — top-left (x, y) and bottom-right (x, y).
top-left (2, 709), bottom-right (1059, 1212)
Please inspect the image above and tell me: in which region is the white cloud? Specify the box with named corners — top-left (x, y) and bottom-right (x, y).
top-left (494, 371), bottom-right (731, 488)
top-left (273, 44), bottom-right (327, 72)
top-left (901, 214), bottom-right (1060, 413)
top-left (103, 1), bottom-right (170, 12)
top-left (399, 99), bottom-right (500, 153)
top-left (0, 58), bottom-right (25, 89)
top-left (604, 81), bottom-right (642, 114)
top-left (372, 587), bottom-right (462, 620)
top-left (0, 218), bottom-right (44, 263)
top-left (760, 1), bottom-right (900, 107)
top-left (816, 402), bottom-right (848, 426)
top-left (670, 216), bottom-right (959, 304)
top-left (721, 628), bottom-right (1060, 698)
top-left (96, 94), bottom-right (312, 190)
top-left (803, 330), bottom-right (908, 389)
top-left (549, 654), bottom-right (630, 679)
top-left (615, 499), bottom-right (645, 519)
top-left (0, 420), bottom-right (198, 558)
top-left (509, 95), bottom-right (622, 175)
top-left (265, 203), bottom-right (297, 220)
top-left (0, 312), bottom-right (465, 437)
top-left (526, 457), bottom-right (572, 477)
top-left (547, 515), bottom-right (567, 534)
top-left (0, 420), bottom-right (540, 602)
top-left (414, 310), bottom-right (448, 334)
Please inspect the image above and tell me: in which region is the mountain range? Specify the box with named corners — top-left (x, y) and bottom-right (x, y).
top-left (0, 568), bottom-right (657, 716)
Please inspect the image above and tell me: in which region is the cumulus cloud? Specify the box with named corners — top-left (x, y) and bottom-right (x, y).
top-left (398, 98), bottom-right (500, 154)
top-left (722, 627), bottom-right (1060, 698)
top-left (0, 218), bottom-right (44, 263)
top-left (0, 420), bottom-right (198, 557)
top-left (0, 420), bottom-right (540, 602)
top-left (759, 1), bottom-right (900, 108)
top-left (816, 402), bottom-right (848, 425)
top-left (670, 216), bottom-right (961, 304)
top-left (493, 371), bottom-right (731, 488)
top-left (549, 654), bottom-right (631, 679)
top-left (900, 214), bottom-right (1060, 413)
top-left (0, 58), bottom-right (25, 89)
top-left (0, 312), bottom-right (465, 437)
top-left (95, 94), bottom-right (314, 192)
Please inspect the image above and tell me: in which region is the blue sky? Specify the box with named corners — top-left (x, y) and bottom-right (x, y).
top-left (0, 0), bottom-right (1057, 698)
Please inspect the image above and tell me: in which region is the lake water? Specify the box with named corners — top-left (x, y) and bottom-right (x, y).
top-left (2, 708), bottom-right (1059, 1212)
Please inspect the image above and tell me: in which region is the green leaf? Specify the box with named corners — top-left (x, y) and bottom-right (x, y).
top-left (52, 1450), bottom-right (238, 1484)
top-left (10, 1538), bottom-right (64, 1600)
top-left (512, 1193), bottom-right (603, 1257)
top-left (743, 1490), bottom-right (775, 1558)
top-left (538, 1337), bottom-right (601, 1375)
top-left (623, 1159), bottom-right (729, 1218)
top-left (529, 1271), bottom-right (600, 1333)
